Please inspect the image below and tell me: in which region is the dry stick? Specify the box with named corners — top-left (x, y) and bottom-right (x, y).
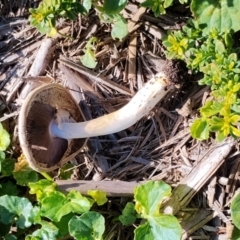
top-left (127, 35), bottom-right (137, 92)
top-left (56, 180), bottom-right (142, 197)
top-left (180, 209), bottom-right (218, 239)
top-left (163, 138), bottom-right (236, 215)
top-left (28, 38), bottom-right (56, 77)
top-left (20, 27), bottom-right (71, 99)
top-left (56, 139), bottom-right (235, 198)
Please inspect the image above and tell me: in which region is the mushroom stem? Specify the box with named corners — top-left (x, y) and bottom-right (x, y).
top-left (50, 73), bottom-right (171, 139)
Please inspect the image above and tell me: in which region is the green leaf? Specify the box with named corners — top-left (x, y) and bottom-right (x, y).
top-left (41, 190), bottom-right (92, 222)
top-left (0, 195), bottom-right (39, 228)
top-left (40, 191), bottom-right (67, 221)
top-left (54, 213), bottom-right (75, 238)
top-left (134, 222), bottom-right (154, 240)
top-left (134, 181), bottom-right (171, 216)
top-left (26, 220), bottom-right (58, 240)
top-left (4, 234), bottom-right (17, 240)
top-left (190, 0), bottom-right (240, 33)
top-left (87, 190), bottom-right (108, 206)
top-left (231, 193), bottom-right (240, 229)
top-left (29, 179), bottom-right (57, 201)
top-left (83, 0), bottom-right (92, 12)
top-left (111, 15), bottom-right (128, 40)
top-left (200, 101), bottom-right (223, 117)
top-left (80, 48), bottom-right (98, 69)
top-left (148, 215), bottom-right (181, 240)
top-left (231, 226), bottom-right (240, 240)
top-left (13, 166), bottom-right (39, 186)
top-left (190, 118), bottom-right (209, 140)
top-left (0, 181), bottom-right (19, 196)
top-left (141, 0), bottom-right (166, 16)
top-left (0, 123), bottom-right (10, 151)
top-left (102, 0), bottom-right (127, 14)
top-left (0, 222), bottom-right (11, 237)
top-left (214, 39), bottom-right (225, 54)
top-left (164, 0), bottom-right (173, 8)
top-left (0, 158), bottom-right (15, 176)
top-left (134, 215), bottom-right (181, 240)
top-left (119, 202), bottom-right (137, 225)
top-left (69, 212), bottom-right (105, 240)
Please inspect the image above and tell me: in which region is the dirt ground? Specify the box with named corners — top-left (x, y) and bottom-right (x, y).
top-left (0, 1), bottom-right (239, 239)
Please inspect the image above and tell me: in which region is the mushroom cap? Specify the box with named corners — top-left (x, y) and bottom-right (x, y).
top-left (18, 83), bottom-right (86, 172)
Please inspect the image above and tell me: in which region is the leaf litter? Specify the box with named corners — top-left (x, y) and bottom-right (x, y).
top-left (0, 0), bottom-right (239, 239)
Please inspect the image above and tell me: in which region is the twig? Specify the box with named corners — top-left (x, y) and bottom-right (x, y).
top-left (56, 180), bottom-right (142, 197)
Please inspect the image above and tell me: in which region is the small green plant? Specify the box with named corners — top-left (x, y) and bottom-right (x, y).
top-left (140, 0), bottom-right (188, 16)
top-left (163, 7), bottom-right (240, 142)
top-left (80, 37), bottom-right (98, 69)
top-left (190, 0), bottom-right (240, 34)
top-left (29, 0), bottom-right (87, 36)
top-left (29, 0), bottom-right (128, 40)
top-left (119, 181), bottom-right (182, 240)
top-left (0, 178), bottom-right (107, 239)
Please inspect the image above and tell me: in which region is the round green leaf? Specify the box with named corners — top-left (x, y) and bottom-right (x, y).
top-left (13, 166), bottom-right (39, 186)
top-left (111, 15), bottom-right (128, 40)
top-left (134, 222), bottom-right (154, 240)
top-left (0, 195), bottom-right (37, 228)
top-left (0, 181), bottom-right (19, 196)
top-left (0, 123), bottom-right (10, 151)
top-left (102, 0), bottom-right (127, 14)
top-left (26, 220), bottom-right (58, 240)
top-left (191, 0), bottom-right (240, 33)
top-left (231, 193), bottom-right (240, 229)
top-left (148, 215), bottom-right (181, 240)
top-left (69, 211), bottom-right (105, 240)
top-left (134, 181), bottom-right (171, 216)
top-left (1, 158), bottom-right (15, 176)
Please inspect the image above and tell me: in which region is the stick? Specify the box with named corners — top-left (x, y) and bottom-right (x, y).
top-left (56, 180), bottom-right (142, 197)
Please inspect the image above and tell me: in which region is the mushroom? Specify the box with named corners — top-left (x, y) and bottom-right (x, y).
top-left (18, 72), bottom-right (175, 172)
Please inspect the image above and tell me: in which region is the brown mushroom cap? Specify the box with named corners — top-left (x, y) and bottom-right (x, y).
top-left (18, 83), bottom-right (86, 172)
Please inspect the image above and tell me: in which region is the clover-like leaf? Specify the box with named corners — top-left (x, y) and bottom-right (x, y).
top-left (69, 212), bottom-right (105, 240)
top-left (0, 195), bottom-right (39, 228)
top-left (191, 0), bottom-right (240, 33)
top-left (40, 191), bottom-right (67, 222)
top-left (134, 181), bottom-right (171, 217)
top-left (41, 190), bottom-right (93, 222)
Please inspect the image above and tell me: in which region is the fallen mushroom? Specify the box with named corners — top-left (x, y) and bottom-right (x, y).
top-left (19, 71), bottom-right (179, 172)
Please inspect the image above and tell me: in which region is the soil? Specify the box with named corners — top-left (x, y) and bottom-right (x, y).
top-left (0, 1), bottom-right (239, 239)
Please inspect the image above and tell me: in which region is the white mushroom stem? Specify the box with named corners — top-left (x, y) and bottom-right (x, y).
top-left (50, 73), bottom-right (171, 139)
